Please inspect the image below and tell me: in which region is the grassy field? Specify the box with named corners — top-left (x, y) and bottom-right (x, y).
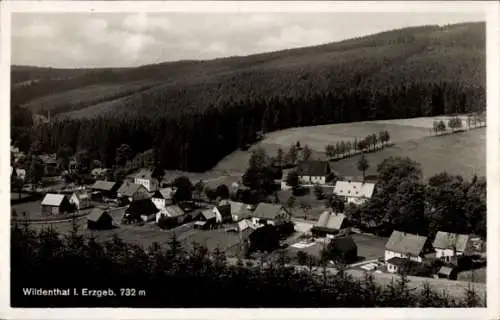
top-left (212, 117), bottom-right (485, 181)
top-left (457, 266), bottom-right (487, 284)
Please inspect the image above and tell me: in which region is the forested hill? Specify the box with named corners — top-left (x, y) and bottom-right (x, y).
top-left (13, 22), bottom-right (486, 172)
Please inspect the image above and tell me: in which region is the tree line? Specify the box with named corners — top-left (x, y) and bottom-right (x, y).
top-left (325, 130), bottom-right (391, 160)
top-left (19, 81), bottom-right (485, 172)
top-left (11, 224), bottom-right (485, 307)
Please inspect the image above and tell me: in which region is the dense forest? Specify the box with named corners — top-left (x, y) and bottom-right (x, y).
top-left (11, 224), bottom-right (485, 308)
top-left (11, 22), bottom-right (485, 172)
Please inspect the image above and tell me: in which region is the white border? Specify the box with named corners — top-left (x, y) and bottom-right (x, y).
top-left (1, 1), bottom-right (499, 319)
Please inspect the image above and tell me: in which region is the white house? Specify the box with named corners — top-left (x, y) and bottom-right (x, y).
top-left (69, 191), bottom-right (92, 210)
top-left (296, 160), bottom-right (332, 185)
top-left (432, 232), bottom-right (472, 262)
top-left (333, 181), bottom-right (375, 205)
top-left (134, 169), bottom-right (159, 192)
top-left (384, 230), bottom-right (428, 274)
top-left (151, 187), bottom-right (175, 210)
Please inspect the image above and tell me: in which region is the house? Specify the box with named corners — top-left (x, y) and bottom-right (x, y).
top-left (87, 208), bottom-right (113, 230)
top-left (385, 231), bottom-right (428, 273)
top-left (194, 209), bottom-right (217, 229)
top-left (117, 181), bottom-right (149, 203)
top-left (251, 202), bottom-right (291, 226)
top-left (39, 154), bottom-right (58, 176)
top-left (333, 181), bottom-right (376, 205)
top-left (41, 193), bottom-right (74, 215)
top-left (226, 200), bottom-right (252, 222)
top-left (124, 198), bottom-right (159, 222)
top-left (296, 160), bottom-right (332, 185)
top-left (432, 231), bottom-right (473, 262)
top-left (213, 202), bottom-right (233, 224)
top-left (151, 187), bottom-right (175, 210)
top-left (311, 211), bottom-right (350, 238)
top-left (69, 190), bottom-right (92, 210)
top-left (156, 205), bottom-right (185, 224)
top-left (328, 236), bottom-right (358, 264)
top-left (436, 265), bottom-right (459, 280)
top-left (91, 180), bottom-right (122, 198)
top-left (134, 169), bottom-right (159, 192)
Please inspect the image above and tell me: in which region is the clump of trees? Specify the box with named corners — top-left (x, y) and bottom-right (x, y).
top-left (344, 157), bottom-right (486, 240)
top-left (325, 131), bottom-right (391, 160)
top-left (10, 224), bottom-right (485, 307)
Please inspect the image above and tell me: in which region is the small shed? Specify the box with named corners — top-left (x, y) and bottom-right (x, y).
top-left (41, 194), bottom-right (74, 215)
top-left (436, 265), bottom-right (458, 280)
top-left (87, 208), bottom-right (113, 230)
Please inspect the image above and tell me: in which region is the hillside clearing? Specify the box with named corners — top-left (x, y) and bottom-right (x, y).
top-left (212, 117), bottom-right (485, 181)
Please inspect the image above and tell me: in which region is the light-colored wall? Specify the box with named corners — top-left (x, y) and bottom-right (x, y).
top-left (384, 250), bottom-right (422, 263)
top-left (299, 176), bottom-right (326, 185)
top-left (152, 198), bottom-right (166, 210)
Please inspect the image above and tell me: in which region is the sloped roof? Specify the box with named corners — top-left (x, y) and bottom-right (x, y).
top-left (200, 209), bottom-right (216, 220)
top-left (153, 187), bottom-right (174, 200)
top-left (216, 204), bottom-right (232, 220)
top-left (315, 211), bottom-right (346, 230)
top-left (134, 169), bottom-right (153, 180)
top-left (334, 181), bottom-right (375, 198)
top-left (237, 219), bottom-right (255, 232)
top-left (87, 208), bottom-right (111, 222)
top-left (117, 182), bottom-right (145, 196)
top-left (163, 205), bottom-right (185, 218)
top-left (92, 180), bottom-right (119, 191)
top-left (126, 199), bottom-right (159, 217)
top-left (41, 193), bottom-right (66, 206)
top-left (227, 200), bottom-right (244, 214)
top-left (438, 266), bottom-right (457, 276)
top-left (252, 203), bottom-right (287, 220)
top-left (385, 231), bottom-right (428, 257)
top-left (433, 231), bottom-right (470, 252)
top-left (330, 236), bottom-right (357, 253)
top-left (297, 160), bottom-right (331, 177)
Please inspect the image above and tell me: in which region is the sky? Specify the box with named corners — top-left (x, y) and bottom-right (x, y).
top-left (11, 12), bottom-right (484, 68)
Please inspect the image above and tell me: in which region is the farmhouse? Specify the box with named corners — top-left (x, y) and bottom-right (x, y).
top-left (436, 265), bottom-right (459, 280)
top-left (251, 202), bottom-right (291, 226)
top-left (151, 187), bottom-right (175, 210)
top-left (225, 200), bottom-right (252, 221)
top-left (156, 205), bottom-right (185, 224)
top-left (195, 209), bottom-right (217, 229)
top-left (87, 208), bottom-right (113, 230)
top-left (69, 190), bottom-right (92, 210)
top-left (41, 193), bottom-right (74, 215)
top-left (333, 181), bottom-right (375, 205)
top-left (432, 231), bottom-right (472, 262)
top-left (311, 211), bottom-right (350, 238)
top-left (134, 169), bottom-right (159, 192)
top-left (124, 198), bottom-right (159, 222)
top-left (91, 180), bottom-right (122, 198)
top-left (296, 160), bottom-right (332, 185)
top-left (213, 202), bottom-right (233, 224)
top-left (329, 236), bottom-right (358, 264)
top-left (117, 181), bottom-right (149, 203)
top-left (385, 231), bottom-right (428, 274)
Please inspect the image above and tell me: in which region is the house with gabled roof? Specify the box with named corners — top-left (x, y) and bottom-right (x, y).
top-left (296, 160), bottom-right (332, 185)
top-left (91, 180), bottom-right (122, 198)
top-left (117, 181), bottom-right (149, 203)
top-left (432, 231), bottom-right (473, 262)
top-left (151, 187), bottom-right (175, 210)
top-left (311, 211), bottom-right (350, 238)
top-left (251, 202), bottom-right (291, 226)
top-left (384, 231), bottom-right (428, 274)
top-left (87, 208), bottom-right (113, 230)
top-left (156, 204), bottom-right (185, 224)
top-left (69, 190), bottom-right (92, 210)
top-left (124, 198), bottom-right (159, 223)
top-left (41, 193), bottom-right (74, 215)
top-left (195, 209), bottom-right (217, 229)
top-left (134, 168), bottom-right (159, 192)
top-left (225, 200), bottom-right (252, 222)
top-left (213, 201), bottom-right (233, 224)
top-left (333, 180), bottom-right (375, 205)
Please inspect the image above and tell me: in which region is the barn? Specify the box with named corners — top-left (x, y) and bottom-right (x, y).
top-left (41, 194), bottom-right (74, 215)
top-left (87, 208), bottom-right (113, 230)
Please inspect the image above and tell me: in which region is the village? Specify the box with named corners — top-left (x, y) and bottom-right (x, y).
top-left (10, 135), bottom-right (486, 287)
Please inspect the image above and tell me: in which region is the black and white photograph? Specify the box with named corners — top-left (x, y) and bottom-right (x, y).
top-left (2, 0), bottom-right (499, 317)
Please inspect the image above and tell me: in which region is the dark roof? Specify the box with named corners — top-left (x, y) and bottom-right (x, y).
top-left (385, 231), bottom-right (427, 257)
top-left (297, 160), bottom-right (331, 177)
top-left (252, 203), bottom-right (288, 220)
top-left (117, 182), bottom-right (146, 197)
top-left (216, 204), bottom-right (232, 220)
top-left (92, 180), bottom-right (120, 192)
top-left (126, 199), bottom-right (159, 217)
top-left (330, 236), bottom-right (357, 253)
top-left (386, 257), bottom-right (422, 268)
top-left (433, 232), bottom-right (470, 252)
top-left (87, 208), bottom-right (111, 222)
